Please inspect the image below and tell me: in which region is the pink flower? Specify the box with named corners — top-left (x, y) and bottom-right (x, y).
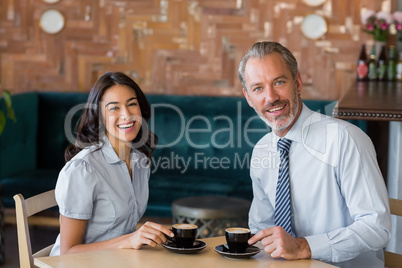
top-left (361, 9), bottom-right (376, 24)
top-left (360, 9), bottom-right (402, 41)
top-left (393, 11), bottom-right (402, 23)
top-left (376, 11), bottom-right (393, 24)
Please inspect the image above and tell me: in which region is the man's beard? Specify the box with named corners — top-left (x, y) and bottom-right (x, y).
top-left (254, 88), bottom-right (300, 132)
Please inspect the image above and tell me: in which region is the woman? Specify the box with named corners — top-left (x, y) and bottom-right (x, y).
top-left (50, 72), bottom-right (173, 256)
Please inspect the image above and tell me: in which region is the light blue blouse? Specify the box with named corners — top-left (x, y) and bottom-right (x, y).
top-left (248, 104), bottom-right (391, 266)
top-left (50, 137), bottom-right (150, 256)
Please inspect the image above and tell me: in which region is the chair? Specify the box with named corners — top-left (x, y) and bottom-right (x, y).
top-left (13, 190), bottom-right (57, 268)
top-left (384, 198), bottom-right (402, 268)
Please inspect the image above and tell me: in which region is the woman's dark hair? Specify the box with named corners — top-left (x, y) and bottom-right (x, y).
top-left (65, 72), bottom-right (158, 163)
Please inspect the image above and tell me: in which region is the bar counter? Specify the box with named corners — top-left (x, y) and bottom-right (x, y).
top-left (333, 81), bottom-right (402, 121)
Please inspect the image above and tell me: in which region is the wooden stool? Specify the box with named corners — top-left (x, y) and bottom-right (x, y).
top-left (172, 196), bottom-right (251, 238)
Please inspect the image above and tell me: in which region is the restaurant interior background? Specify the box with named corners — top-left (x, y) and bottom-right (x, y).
top-left (0, 0), bottom-right (401, 99)
top-left (1, 0), bottom-right (402, 264)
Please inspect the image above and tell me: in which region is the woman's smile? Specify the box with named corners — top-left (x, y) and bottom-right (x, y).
top-left (117, 121), bottom-right (136, 132)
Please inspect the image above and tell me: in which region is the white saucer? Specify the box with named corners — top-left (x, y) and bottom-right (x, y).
top-left (302, 0), bottom-right (326, 7)
top-left (42, 0), bottom-right (61, 3)
top-left (39, 9), bottom-right (65, 34)
top-left (300, 14), bottom-right (327, 39)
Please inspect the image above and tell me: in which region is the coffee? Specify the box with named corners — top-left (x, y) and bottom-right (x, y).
top-left (172, 224), bottom-right (198, 248)
top-left (173, 223), bottom-right (197, 230)
top-left (226, 227), bottom-right (249, 233)
top-left (225, 227), bottom-right (251, 253)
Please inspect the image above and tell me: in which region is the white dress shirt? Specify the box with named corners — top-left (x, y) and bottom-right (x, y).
top-left (50, 136), bottom-right (150, 256)
top-left (248, 104), bottom-right (391, 265)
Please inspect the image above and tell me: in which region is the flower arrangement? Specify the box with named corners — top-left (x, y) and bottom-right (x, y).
top-left (361, 9), bottom-right (402, 41)
top-left (393, 11), bottom-right (402, 40)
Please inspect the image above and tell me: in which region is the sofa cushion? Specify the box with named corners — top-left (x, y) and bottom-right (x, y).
top-left (1, 169), bottom-right (59, 207)
top-left (0, 92), bottom-right (38, 179)
top-left (36, 92), bottom-right (89, 170)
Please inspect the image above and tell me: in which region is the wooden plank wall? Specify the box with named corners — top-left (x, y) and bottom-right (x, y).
top-left (0, 0), bottom-right (397, 99)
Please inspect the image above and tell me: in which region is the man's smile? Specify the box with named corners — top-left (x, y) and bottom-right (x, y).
top-left (268, 105), bottom-right (286, 113)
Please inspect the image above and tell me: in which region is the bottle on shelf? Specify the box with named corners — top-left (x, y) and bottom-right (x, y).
top-left (356, 44), bottom-right (369, 81)
top-left (387, 45), bottom-right (396, 81)
top-left (368, 45), bottom-right (377, 81)
top-left (396, 51), bottom-right (402, 81)
top-left (376, 45), bottom-right (387, 81)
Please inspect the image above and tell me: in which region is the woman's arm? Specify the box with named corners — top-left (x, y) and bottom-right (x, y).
top-left (59, 215), bottom-right (174, 255)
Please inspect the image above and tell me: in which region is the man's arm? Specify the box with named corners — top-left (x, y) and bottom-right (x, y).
top-left (305, 125), bottom-right (391, 262)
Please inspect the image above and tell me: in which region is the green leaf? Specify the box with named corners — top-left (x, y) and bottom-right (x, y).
top-left (2, 90), bottom-right (16, 121)
top-left (7, 106), bottom-right (16, 122)
top-left (3, 90), bottom-right (12, 108)
top-left (0, 110), bottom-right (6, 135)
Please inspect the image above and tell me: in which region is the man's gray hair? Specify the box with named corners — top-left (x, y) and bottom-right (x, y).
top-left (238, 41), bottom-right (298, 90)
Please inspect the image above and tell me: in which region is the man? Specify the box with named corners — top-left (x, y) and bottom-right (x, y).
top-left (239, 41), bottom-right (391, 266)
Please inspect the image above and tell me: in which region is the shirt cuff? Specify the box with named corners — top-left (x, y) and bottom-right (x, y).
top-left (305, 233), bottom-right (332, 262)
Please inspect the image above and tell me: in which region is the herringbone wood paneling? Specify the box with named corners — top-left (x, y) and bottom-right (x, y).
top-left (0, 0), bottom-right (397, 98)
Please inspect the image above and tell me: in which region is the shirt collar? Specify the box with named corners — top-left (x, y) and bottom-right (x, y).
top-left (99, 135), bottom-right (142, 165)
top-left (99, 135), bottom-right (122, 164)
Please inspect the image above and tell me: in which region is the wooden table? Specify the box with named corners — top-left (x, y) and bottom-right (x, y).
top-left (35, 236), bottom-right (337, 268)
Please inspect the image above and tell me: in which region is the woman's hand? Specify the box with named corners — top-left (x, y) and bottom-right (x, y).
top-left (127, 221), bottom-right (174, 249)
top-left (60, 216), bottom-right (174, 254)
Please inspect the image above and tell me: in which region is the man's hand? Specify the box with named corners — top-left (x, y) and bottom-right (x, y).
top-left (248, 226), bottom-right (311, 259)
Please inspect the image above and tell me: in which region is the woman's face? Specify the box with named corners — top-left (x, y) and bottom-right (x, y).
top-left (100, 84), bottom-right (142, 146)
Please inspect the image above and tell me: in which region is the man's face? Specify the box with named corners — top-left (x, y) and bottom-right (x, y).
top-left (242, 52), bottom-right (302, 137)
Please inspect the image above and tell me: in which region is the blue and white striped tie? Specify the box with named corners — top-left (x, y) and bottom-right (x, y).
top-left (275, 138), bottom-right (293, 235)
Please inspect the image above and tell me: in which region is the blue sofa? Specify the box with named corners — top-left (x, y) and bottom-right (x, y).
top-left (0, 92), bottom-right (338, 218)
